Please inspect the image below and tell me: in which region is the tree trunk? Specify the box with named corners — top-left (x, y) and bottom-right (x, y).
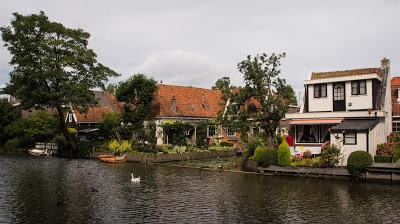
top-left (55, 105), bottom-right (76, 157)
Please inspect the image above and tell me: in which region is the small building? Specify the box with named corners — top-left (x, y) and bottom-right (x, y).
top-left (66, 91), bottom-right (121, 136)
top-left (286, 58), bottom-right (392, 165)
top-left (153, 84), bottom-right (225, 145)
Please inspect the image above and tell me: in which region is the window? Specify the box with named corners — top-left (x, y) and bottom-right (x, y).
top-left (314, 84), bottom-right (327, 98)
top-left (296, 124), bottom-right (335, 143)
top-left (207, 125), bottom-right (216, 138)
top-left (344, 132), bottom-right (357, 145)
top-left (68, 114), bottom-right (73, 122)
top-left (225, 128), bottom-right (235, 136)
top-left (351, 80), bottom-right (367, 95)
top-left (252, 127), bottom-right (260, 135)
top-left (393, 118), bottom-right (400, 133)
top-left (333, 85), bottom-right (344, 100)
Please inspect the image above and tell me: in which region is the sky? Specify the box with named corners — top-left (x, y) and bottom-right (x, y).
top-left (0, 0), bottom-right (399, 95)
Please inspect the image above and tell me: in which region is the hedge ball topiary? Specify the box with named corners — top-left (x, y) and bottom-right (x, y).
top-left (347, 151), bottom-right (373, 176)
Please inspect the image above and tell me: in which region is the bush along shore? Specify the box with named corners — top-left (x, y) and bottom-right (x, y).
top-left (241, 136), bottom-right (400, 183)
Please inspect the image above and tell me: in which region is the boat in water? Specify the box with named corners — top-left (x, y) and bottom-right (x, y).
top-left (28, 148), bottom-right (52, 156)
top-left (98, 154), bottom-right (126, 163)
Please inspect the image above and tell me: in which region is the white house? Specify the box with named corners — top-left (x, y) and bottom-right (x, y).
top-left (286, 58), bottom-right (392, 165)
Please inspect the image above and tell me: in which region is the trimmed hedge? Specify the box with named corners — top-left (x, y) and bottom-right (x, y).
top-left (259, 150), bottom-right (278, 167)
top-left (347, 151), bottom-right (373, 176)
top-left (394, 149), bottom-right (400, 163)
top-left (278, 139), bottom-right (291, 167)
top-left (374, 155), bottom-right (392, 163)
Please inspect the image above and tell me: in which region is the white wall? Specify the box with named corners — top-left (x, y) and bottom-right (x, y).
top-left (308, 80), bottom-right (376, 112)
top-left (308, 83), bottom-right (333, 112)
top-left (369, 121), bottom-right (387, 157)
top-left (346, 80), bottom-right (372, 110)
top-left (330, 132), bottom-right (367, 166)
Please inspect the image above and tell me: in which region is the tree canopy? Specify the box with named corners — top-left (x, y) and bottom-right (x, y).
top-left (0, 99), bottom-right (20, 146)
top-left (216, 53), bottom-right (296, 143)
top-left (116, 73), bottom-right (157, 141)
top-left (0, 12), bottom-right (118, 155)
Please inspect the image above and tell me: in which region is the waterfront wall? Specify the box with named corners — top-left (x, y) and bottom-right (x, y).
top-left (93, 149), bottom-right (237, 163)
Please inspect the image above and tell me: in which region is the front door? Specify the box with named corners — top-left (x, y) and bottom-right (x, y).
top-left (333, 83), bottom-right (345, 111)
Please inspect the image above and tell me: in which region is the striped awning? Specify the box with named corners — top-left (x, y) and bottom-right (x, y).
top-left (289, 119), bottom-right (343, 125)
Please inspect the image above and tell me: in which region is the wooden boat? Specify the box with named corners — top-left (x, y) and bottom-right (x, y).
top-left (28, 148), bottom-right (52, 156)
top-left (98, 154), bottom-right (126, 163)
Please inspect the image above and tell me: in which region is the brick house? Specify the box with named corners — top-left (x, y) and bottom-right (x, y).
top-left (391, 77), bottom-right (400, 133)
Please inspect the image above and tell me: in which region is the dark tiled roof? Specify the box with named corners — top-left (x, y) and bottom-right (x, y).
top-left (311, 68), bottom-right (382, 80)
top-left (155, 84), bottom-right (224, 118)
top-left (330, 119), bottom-right (380, 132)
top-left (74, 91), bottom-right (122, 123)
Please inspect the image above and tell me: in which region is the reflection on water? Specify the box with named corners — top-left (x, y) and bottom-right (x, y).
top-left (1, 155), bottom-right (400, 224)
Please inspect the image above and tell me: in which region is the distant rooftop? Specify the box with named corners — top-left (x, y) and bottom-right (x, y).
top-left (311, 68), bottom-right (382, 80)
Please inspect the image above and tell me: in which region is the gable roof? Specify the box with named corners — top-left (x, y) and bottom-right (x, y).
top-left (154, 84), bottom-right (224, 118)
top-left (311, 68), bottom-right (382, 80)
top-left (74, 107), bottom-right (113, 123)
top-left (391, 77), bottom-right (400, 116)
top-left (73, 91), bottom-right (122, 123)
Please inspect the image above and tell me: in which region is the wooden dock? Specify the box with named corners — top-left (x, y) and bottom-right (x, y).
top-left (258, 163), bottom-right (400, 183)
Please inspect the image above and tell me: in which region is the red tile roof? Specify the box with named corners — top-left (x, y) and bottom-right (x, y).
top-left (154, 84), bottom-right (224, 118)
top-left (73, 91), bottom-right (122, 123)
top-left (391, 77), bottom-right (400, 116)
top-left (311, 68), bottom-right (382, 80)
top-left (74, 107), bottom-right (113, 123)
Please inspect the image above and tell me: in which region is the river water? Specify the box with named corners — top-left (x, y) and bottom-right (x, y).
top-left (0, 155), bottom-right (399, 224)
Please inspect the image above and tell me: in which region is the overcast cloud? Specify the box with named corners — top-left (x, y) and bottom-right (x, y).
top-left (1, 0), bottom-right (399, 93)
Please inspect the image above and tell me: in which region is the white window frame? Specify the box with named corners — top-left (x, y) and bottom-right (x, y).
top-left (207, 125), bottom-right (216, 138)
top-left (68, 114), bottom-right (73, 122)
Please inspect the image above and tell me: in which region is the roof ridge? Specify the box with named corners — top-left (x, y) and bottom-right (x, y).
top-left (312, 67), bottom-right (380, 75)
top-left (159, 83), bottom-right (220, 92)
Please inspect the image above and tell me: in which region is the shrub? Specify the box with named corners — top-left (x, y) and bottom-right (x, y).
top-left (376, 143), bottom-right (396, 156)
top-left (320, 144), bottom-right (341, 167)
top-left (277, 139), bottom-right (291, 167)
top-left (394, 149), bottom-right (400, 163)
top-left (252, 145), bottom-right (267, 162)
top-left (220, 140), bottom-right (234, 147)
top-left (134, 143), bottom-right (157, 154)
top-left (2, 138), bottom-right (22, 153)
top-left (347, 151), bottom-right (373, 176)
top-left (244, 138), bottom-right (266, 158)
top-left (260, 150), bottom-right (278, 166)
top-left (303, 150), bottom-right (312, 158)
top-left (107, 139), bottom-right (133, 154)
top-left (312, 157), bottom-right (322, 167)
top-left (374, 155), bottom-right (392, 163)
top-left (388, 133), bottom-right (400, 143)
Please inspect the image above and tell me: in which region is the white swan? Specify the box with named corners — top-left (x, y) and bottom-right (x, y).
top-left (131, 174), bottom-right (140, 183)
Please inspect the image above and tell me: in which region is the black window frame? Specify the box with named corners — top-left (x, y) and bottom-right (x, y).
top-left (343, 132), bottom-right (357, 145)
top-left (351, 80), bottom-right (367, 95)
top-left (314, 84), bottom-right (327, 98)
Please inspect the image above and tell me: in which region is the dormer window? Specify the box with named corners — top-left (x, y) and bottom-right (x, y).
top-left (314, 84), bottom-right (327, 98)
top-left (351, 80), bottom-right (366, 95)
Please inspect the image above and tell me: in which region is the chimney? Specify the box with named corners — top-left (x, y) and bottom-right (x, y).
top-left (171, 96), bottom-right (177, 113)
top-left (381, 57), bottom-right (390, 70)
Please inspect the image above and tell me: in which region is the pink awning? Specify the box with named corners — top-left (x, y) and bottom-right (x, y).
top-left (289, 119), bottom-right (343, 125)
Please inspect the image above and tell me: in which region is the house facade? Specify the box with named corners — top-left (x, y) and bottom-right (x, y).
top-left (391, 77), bottom-right (400, 133)
top-left (286, 58), bottom-right (392, 165)
top-left (153, 84), bottom-right (226, 145)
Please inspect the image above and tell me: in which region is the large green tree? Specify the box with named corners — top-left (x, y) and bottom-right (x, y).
top-left (216, 53), bottom-right (296, 144)
top-left (116, 74), bottom-right (157, 141)
top-left (0, 12), bottom-right (118, 155)
top-left (0, 99), bottom-right (20, 146)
